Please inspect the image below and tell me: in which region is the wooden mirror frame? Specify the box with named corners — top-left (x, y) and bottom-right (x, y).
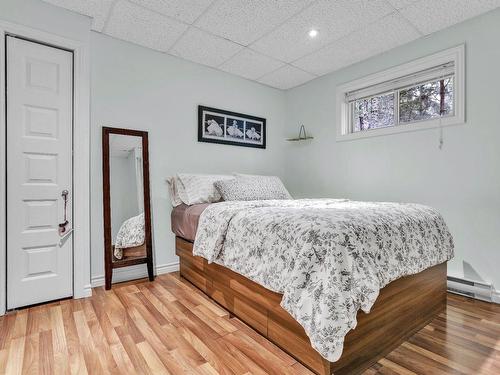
top-left (102, 126), bottom-right (154, 290)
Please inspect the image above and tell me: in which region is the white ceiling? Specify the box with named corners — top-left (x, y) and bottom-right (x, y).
top-left (43, 0), bottom-right (500, 90)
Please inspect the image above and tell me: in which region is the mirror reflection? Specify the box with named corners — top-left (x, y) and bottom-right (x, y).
top-left (109, 134), bottom-right (145, 261)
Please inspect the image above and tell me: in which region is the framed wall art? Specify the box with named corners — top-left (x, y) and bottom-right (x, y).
top-left (198, 106), bottom-right (266, 149)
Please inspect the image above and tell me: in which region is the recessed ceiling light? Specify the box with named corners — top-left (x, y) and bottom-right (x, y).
top-left (308, 29), bottom-right (318, 38)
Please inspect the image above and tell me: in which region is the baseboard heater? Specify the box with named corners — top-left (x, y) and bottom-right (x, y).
top-left (447, 276), bottom-right (493, 302)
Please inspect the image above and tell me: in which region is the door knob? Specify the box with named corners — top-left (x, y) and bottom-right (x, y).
top-left (59, 228), bottom-right (73, 246)
top-left (59, 189), bottom-right (70, 235)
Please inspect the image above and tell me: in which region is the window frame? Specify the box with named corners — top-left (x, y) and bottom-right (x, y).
top-left (336, 45), bottom-right (465, 141)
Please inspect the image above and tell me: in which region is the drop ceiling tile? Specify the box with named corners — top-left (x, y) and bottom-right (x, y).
top-left (293, 12), bottom-right (420, 76)
top-left (170, 27), bottom-right (243, 67)
top-left (105, 0), bottom-right (188, 52)
top-left (400, 0), bottom-right (500, 35)
top-left (128, 0), bottom-right (214, 24)
top-left (41, 0), bottom-right (114, 31)
top-left (258, 65), bottom-right (315, 90)
top-left (251, 0), bottom-right (394, 63)
top-left (195, 0), bottom-right (315, 46)
top-left (219, 49), bottom-right (285, 80)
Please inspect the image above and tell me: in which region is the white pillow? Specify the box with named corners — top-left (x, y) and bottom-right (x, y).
top-left (215, 175), bottom-right (292, 201)
top-left (175, 173), bottom-right (233, 205)
top-left (166, 176), bottom-right (183, 207)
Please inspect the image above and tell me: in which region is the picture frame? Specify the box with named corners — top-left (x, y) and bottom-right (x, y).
top-left (198, 105), bottom-right (266, 149)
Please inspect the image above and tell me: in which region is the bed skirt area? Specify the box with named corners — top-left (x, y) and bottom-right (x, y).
top-left (175, 236), bottom-right (447, 375)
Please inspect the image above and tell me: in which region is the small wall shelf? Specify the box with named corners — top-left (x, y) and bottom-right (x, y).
top-left (286, 125), bottom-right (313, 142)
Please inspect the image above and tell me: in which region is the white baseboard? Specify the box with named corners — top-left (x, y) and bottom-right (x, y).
top-left (91, 261), bottom-right (179, 288)
top-left (493, 289), bottom-right (500, 304)
top-left (75, 284), bottom-right (93, 299)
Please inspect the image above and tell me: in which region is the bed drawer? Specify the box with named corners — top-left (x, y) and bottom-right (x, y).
top-left (179, 260), bottom-right (211, 293)
top-left (208, 280), bottom-right (268, 335)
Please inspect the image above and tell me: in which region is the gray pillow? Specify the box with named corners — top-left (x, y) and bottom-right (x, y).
top-left (215, 176), bottom-right (292, 201)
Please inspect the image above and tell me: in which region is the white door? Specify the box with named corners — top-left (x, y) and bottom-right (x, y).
top-left (6, 36), bottom-right (73, 309)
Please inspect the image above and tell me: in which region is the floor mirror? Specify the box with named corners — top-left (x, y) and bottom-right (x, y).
top-left (102, 127), bottom-right (154, 290)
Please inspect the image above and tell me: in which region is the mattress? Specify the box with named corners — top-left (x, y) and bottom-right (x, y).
top-left (171, 203), bottom-right (210, 241)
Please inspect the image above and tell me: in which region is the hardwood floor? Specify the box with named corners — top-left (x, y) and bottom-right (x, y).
top-left (0, 273), bottom-right (499, 375)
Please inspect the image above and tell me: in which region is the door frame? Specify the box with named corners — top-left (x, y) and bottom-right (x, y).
top-left (0, 21), bottom-right (91, 315)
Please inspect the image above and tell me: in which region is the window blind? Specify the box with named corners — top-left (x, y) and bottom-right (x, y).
top-left (345, 61), bottom-right (455, 102)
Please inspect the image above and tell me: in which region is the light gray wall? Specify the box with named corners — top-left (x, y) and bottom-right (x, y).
top-left (90, 32), bottom-right (287, 280)
top-left (284, 8), bottom-right (500, 290)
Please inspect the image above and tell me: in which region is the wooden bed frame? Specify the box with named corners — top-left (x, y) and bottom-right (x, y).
top-left (176, 237), bottom-right (447, 375)
top-left (115, 243), bottom-right (147, 259)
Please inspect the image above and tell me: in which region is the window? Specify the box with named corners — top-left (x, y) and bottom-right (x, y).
top-left (399, 76), bottom-right (453, 124)
top-left (337, 45), bottom-right (464, 141)
top-left (353, 91), bottom-right (395, 131)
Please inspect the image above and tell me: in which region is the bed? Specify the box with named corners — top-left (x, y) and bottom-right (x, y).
top-left (171, 198), bottom-right (452, 375)
top-left (114, 213), bottom-right (146, 260)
